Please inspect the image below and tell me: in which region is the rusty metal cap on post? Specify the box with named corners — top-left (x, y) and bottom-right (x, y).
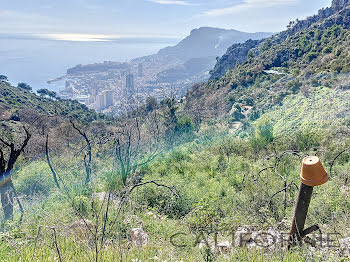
top-left (300, 156), bottom-right (328, 186)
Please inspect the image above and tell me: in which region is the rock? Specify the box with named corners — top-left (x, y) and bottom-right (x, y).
top-left (340, 185), bottom-right (350, 194)
top-left (146, 211), bottom-right (165, 220)
top-left (332, 0), bottom-right (350, 11)
top-left (0, 108), bottom-right (12, 121)
top-left (92, 192), bottom-right (120, 205)
top-left (198, 240), bottom-right (211, 250)
top-left (92, 192), bottom-right (107, 202)
top-left (216, 241), bottom-right (231, 254)
top-left (339, 237), bottom-right (350, 257)
top-left (198, 239), bottom-right (231, 254)
top-left (70, 219), bottom-right (95, 241)
top-left (251, 228), bottom-right (282, 250)
top-left (146, 211), bottom-right (154, 216)
top-left (234, 226), bottom-right (256, 247)
top-left (124, 215), bottom-right (144, 229)
top-left (130, 228), bottom-right (149, 247)
top-left (234, 226), bottom-right (283, 250)
top-left (210, 39), bottom-right (263, 79)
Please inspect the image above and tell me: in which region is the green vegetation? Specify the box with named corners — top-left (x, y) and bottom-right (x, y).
top-left (0, 1), bottom-right (350, 261)
top-left (17, 82), bottom-right (32, 91)
top-left (0, 84), bottom-right (349, 260)
top-left (0, 83), bottom-right (109, 122)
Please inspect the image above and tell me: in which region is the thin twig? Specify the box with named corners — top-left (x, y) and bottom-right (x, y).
top-left (51, 227), bottom-right (63, 262)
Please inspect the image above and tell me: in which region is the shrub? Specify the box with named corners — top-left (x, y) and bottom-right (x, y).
top-left (176, 116), bottom-right (194, 134)
top-left (294, 129), bottom-right (320, 151)
top-left (306, 52), bottom-right (318, 61)
top-left (15, 163), bottom-right (55, 196)
top-left (322, 45), bottom-right (333, 54)
top-left (138, 185), bottom-right (192, 218)
top-left (232, 107), bottom-right (244, 121)
top-left (186, 194), bottom-right (223, 233)
top-left (228, 95), bottom-right (236, 104)
top-left (288, 80), bottom-right (302, 94)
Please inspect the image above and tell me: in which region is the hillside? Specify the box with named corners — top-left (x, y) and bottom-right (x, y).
top-left (209, 0), bottom-right (349, 80)
top-left (185, 0), bottom-right (350, 125)
top-left (0, 82), bottom-right (105, 122)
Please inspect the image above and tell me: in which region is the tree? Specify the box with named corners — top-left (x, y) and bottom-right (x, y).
top-left (0, 75), bottom-right (8, 83)
top-left (176, 116), bottom-right (193, 135)
top-left (161, 98), bottom-right (178, 146)
top-left (145, 96), bottom-right (157, 112)
top-left (48, 91), bottom-right (57, 100)
top-left (37, 88), bottom-right (49, 97)
top-left (0, 126), bottom-right (31, 220)
top-left (17, 82), bottom-right (32, 91)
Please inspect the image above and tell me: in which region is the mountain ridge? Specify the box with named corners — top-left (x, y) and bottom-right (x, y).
top-left (157, 27), bottom-right (272, 61)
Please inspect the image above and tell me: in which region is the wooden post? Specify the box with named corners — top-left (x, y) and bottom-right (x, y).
top-left (287, 156), bottom-right (328, 249)
top-left (287, 183), bottom-right (313, 248)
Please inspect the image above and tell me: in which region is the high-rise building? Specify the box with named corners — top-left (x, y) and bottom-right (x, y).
top-left (138, 64), bottom-right (143, 77)
top-left (104, 90), bottom-right (114, 108)
top-left (96, 93), bottom-right (105, 111)
top-left (126, 74), bottom-right (135, 96)
top-left (96, 90), bottom-right (114, 111)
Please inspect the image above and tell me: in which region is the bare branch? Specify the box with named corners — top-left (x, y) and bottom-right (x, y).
top-left (45, 134), bottom-right (60, 189)
top-left (50, 227), bottom-right (63, 262)
top-left (70, 119), bottom-right (92, 184)
top-left (329, 148), bottom-right (349, 177)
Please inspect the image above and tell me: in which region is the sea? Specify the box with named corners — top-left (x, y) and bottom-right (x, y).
top-left (0, 37), bottom-right (178, 93)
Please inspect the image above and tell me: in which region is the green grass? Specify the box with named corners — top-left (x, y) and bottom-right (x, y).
top-left (2, 109), bottom-right (349, 261)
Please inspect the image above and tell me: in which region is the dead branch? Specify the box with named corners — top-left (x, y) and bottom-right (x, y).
top-left (70, 119), bottom-right (92, 184)
top-left (329, 147), bottom-right (350, 177)
top-left (105, 179), bottom-right (179, 240)
top-left (51, 227), bottom-right (63, 262)
top-left (31, 226), bottom-right (42, 262)
top-left (0, 125), bottom-right (31, 220)
top-left (256, 149), bottom-right (302, 217)
top-left (45, 134), bottom-right (60, 189)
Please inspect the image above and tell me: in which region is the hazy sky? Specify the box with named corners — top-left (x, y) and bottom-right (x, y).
top-left (0, 0), bottom-right (333, 40)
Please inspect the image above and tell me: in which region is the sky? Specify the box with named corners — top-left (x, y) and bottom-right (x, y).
top-left (0, 0), bottom-right (333, 41)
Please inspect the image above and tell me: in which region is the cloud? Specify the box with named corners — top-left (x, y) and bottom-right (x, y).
top-left (42, 33), bottom-right (114, 42)
top-left (202, 0), bottom-right (299, 16)
top-left (0, 10), bottom-right (59, 33)
top-left (24, 33), bottom-right (181, 42)
top-left (147, 0), bottom-right (199, 6)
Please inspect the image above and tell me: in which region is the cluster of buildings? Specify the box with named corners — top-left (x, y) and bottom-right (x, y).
top-left (58, 59), bottom-right (167, 114)
top-left (59, 69), bottom-right (138, 113)
top-left (55, 56), bottom-right (202, 115)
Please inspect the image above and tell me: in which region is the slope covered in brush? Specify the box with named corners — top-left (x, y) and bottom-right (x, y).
top-left (210, 0), bottom-right (350, 80)
top-left (185, 0), bottom-right (350, 125)
top-left (0, 82), bottom-right (106, 122)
